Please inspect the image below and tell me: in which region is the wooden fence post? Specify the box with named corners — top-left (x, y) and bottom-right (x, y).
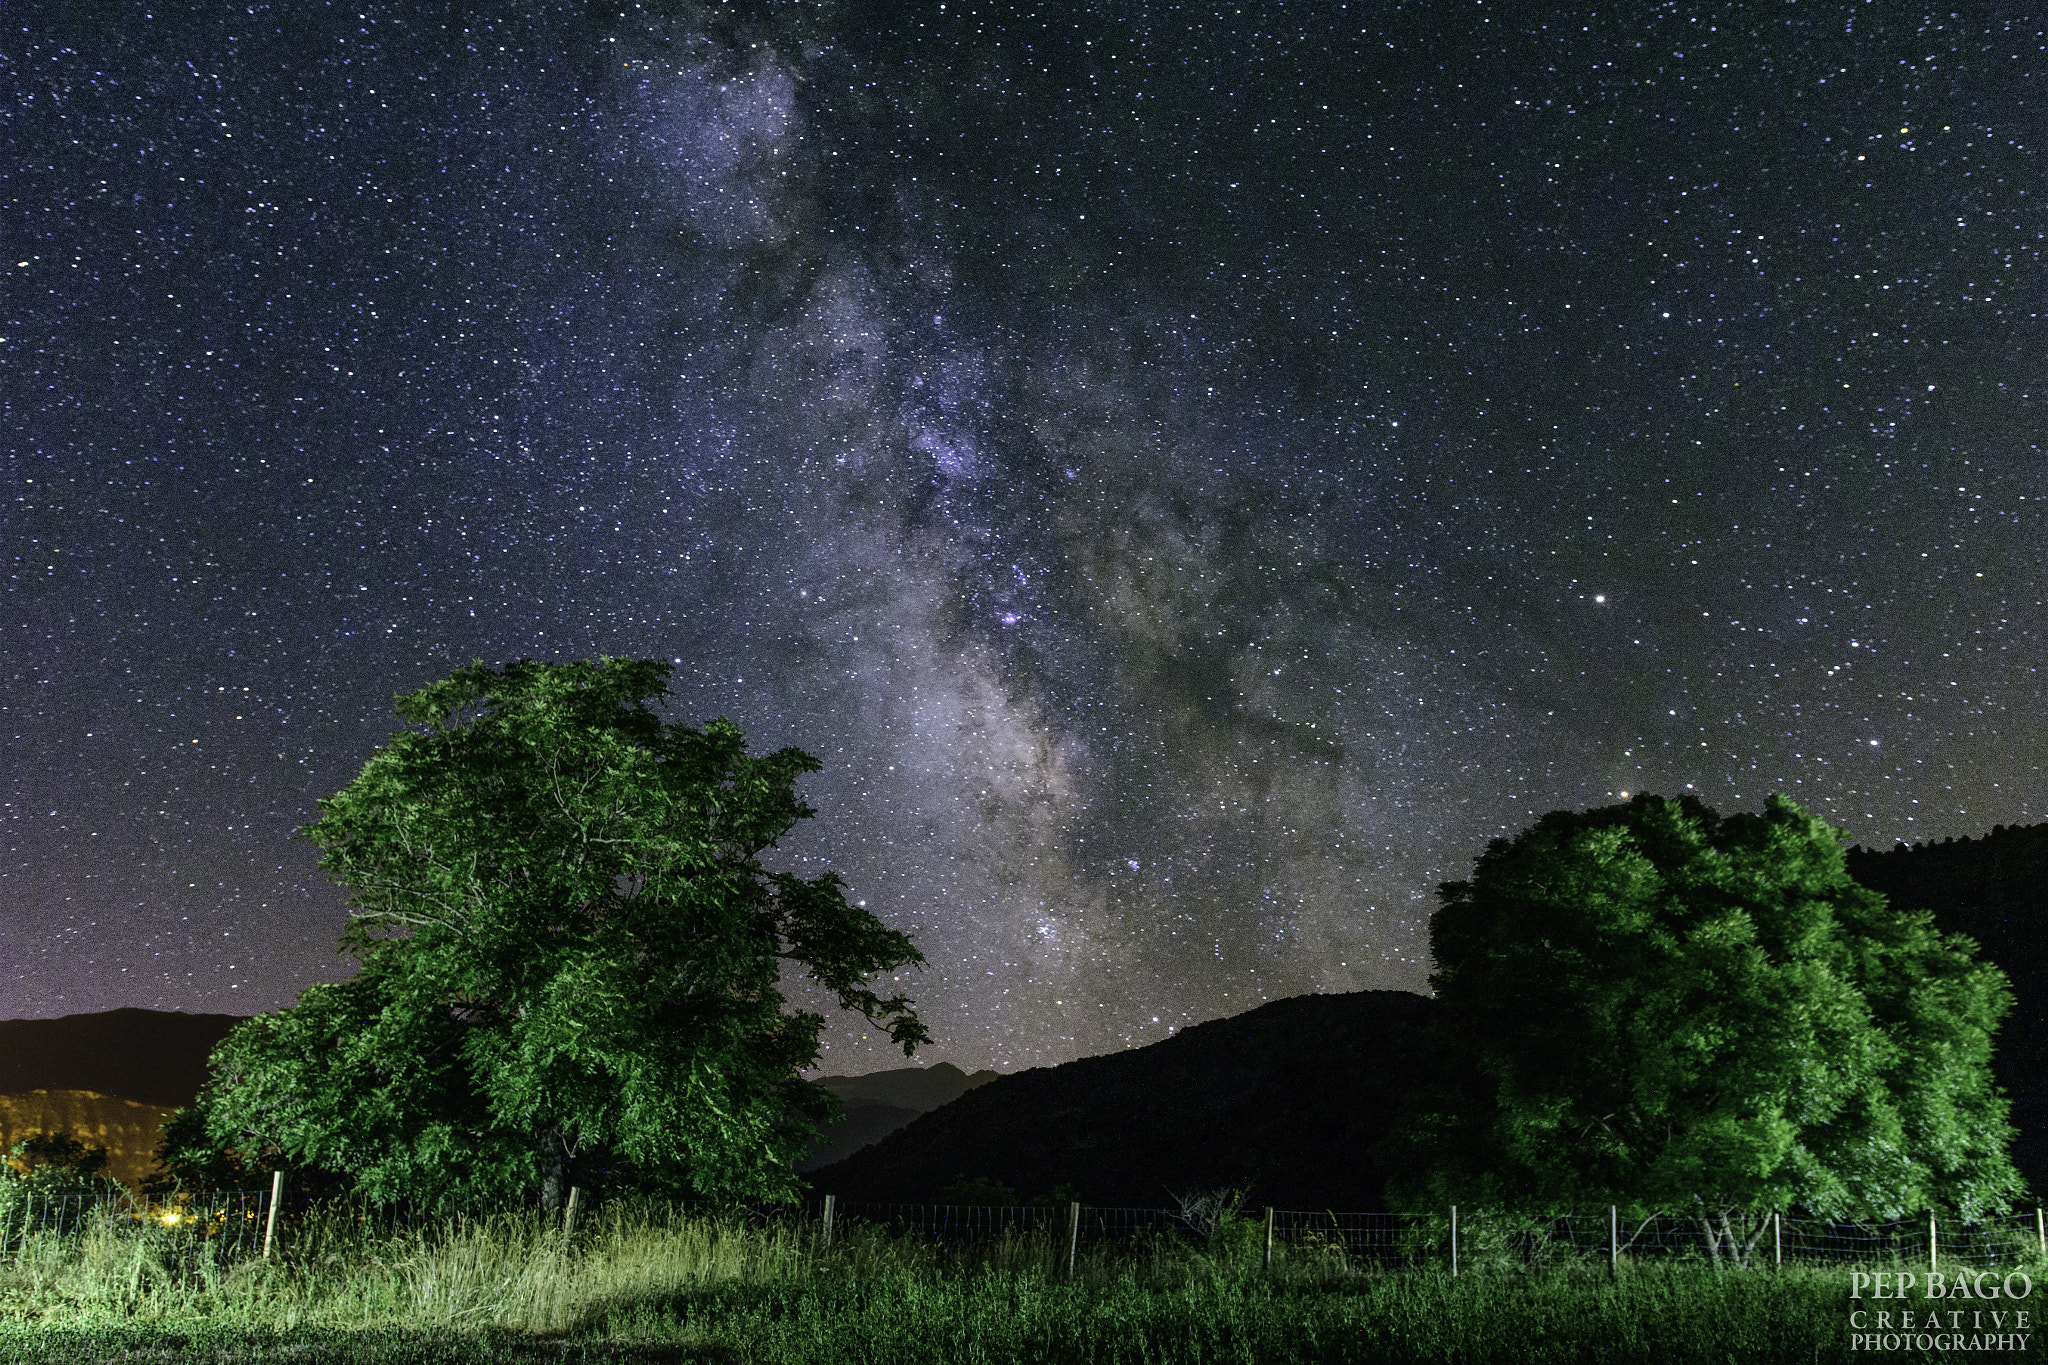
top-left (1609, 1205), bottom-right (1617, 1277)
top-left (1067, 1201), bottom-right (1081, 1278)
top-left (1929, 1211), bottom-right (1938, 1274)
top-left (2037, 1207), bottom-right (2044, 1260)
top-left (262, 1169), bottom-right (284, 1260)
top-left (1264, 1206), bottom-right (1275, 1271)
top-left (1450, 1205), bottom-right (1458, 1277)
top-left (822, 1194), bottom-right (835, 1249)
top-left (1773, 1211), bottom-right (1782, 1268)
top-left (564, 1186), bottom-right (582, 1237)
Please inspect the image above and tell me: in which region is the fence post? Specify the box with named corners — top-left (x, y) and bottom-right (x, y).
top-left (564, 1185), bottom-right (582, 1237)
top-left (1450, 1205), bottom-right (1458, 1277)
top-left (1067, 1201), bottom-right (1081, 1278)
top-left (2037, 1207), bottom-right (2044, 1260)
top-left (262, 1169), bottom-right (284, 1260)
top-left (1773, 1211), bottom-right (1781, 1268)
top-left (822, 1193), bottom-right (835, 1249)
top-left (1264, 1206), bottom-right (1275, 1271)
top-left (1609, 1205), bottom-right (1617, 1277)
top-left (1929, 1211), bottom-right (1938, 1274)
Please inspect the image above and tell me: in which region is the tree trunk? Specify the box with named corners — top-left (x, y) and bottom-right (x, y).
top-left (539, 1129), bottom-right (570, 1212)
top-left (1696, 1214), bottom-right (1725, 1267)
top-left (1717, 1210), bottom-right (1744, 1269)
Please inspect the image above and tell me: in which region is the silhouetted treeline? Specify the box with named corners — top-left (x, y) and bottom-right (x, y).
top-left (1847, 822), bottom-right (2048, 1197)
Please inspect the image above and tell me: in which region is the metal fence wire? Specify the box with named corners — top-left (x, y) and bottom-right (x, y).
top-left (0, 1189), bottom-right (274, 1262)
top-left (1390, 1208), bottom-right (2043, 1271)
top-left (1271, 1209), bottom-right (1412, 1267)
top-left (0, 1187), bottom-right (559, 1264)
top-left (826, 1200), bottom-right (1064, 1242)
top-left (3, 1187), bottom-right (2043, 1273)
top-left (1082, 1204), bottom-right (1207, 1246)
top-left (824, 1202), bottom-right (1199, 1247)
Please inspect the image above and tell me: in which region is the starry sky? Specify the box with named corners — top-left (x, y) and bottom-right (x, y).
top-left (5, 0), bottom-right (2043, 1075)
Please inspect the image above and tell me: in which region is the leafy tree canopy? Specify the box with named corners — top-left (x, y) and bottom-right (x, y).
top-left (1391, 793), bottom-right (2021, 1236)
top-left (1, 1132), bottom-right (126, 1227)
top-left (202, 657), bottom-right (928, 1208)
top-left (6, 1131), bottom-right (112, 1184)
top-left (141, 1107), bottom-right (263, 1196)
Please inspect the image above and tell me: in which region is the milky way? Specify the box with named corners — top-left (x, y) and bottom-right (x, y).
top-left (5, 1), bottom-right (2043, 1074)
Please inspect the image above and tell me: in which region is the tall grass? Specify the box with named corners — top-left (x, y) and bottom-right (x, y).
top-left (1, 1199), bottom-right (2036, 1363)
top-left (4, 1198), bottom-right (832, 1333)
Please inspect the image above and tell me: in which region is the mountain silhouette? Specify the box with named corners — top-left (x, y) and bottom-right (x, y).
top-left (0, 1008), bottom-right (249, 1109)
top-left (801, 1062), bottom-right (1000, 1170)
top-left (804, 989), bottom-right (1439, 1211)
top-left (815, 1061), bottom-right (1000, 1114)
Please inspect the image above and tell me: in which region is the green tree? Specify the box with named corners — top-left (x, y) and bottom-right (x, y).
top-left (141, 1107), bottom-right (260, 1195)
top-left (0, 1132), bottom-right (126, 1237)
top-left (6, 1131), bottom-right (112, 1183)
top-left (1390, 793), bottom-right (2021, 1264)
top-left (201, 657), bottom-right (928, 1209)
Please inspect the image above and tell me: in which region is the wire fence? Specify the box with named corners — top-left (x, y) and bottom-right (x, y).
top-left (1268, 1209), bottom-right (1411, 1268)
top-left (819, 1201), bottom-right (1191, 1246)
top-left (0, 1189), bottom-right (274, 1263)
top-left (1408, 1208), bottom-right (2047, 1272)
top-left (0, 1186), bottom-right (555, 1265)
top-left (3, 1185), bottom-right (2043, 1276)
top-left (815, 1200), bottom-right (2047, 1273)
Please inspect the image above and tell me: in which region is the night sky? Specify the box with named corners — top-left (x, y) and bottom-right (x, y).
top-left (5, 1), bottom-right (2043, 1076)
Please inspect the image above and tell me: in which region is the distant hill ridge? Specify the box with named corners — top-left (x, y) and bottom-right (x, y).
top-left (0, 1008), bottom-right (248, 1109)
top-left (801, 1062), bottom-right (1000, 1170)
top-left (806, 989), bottom-right (1440, 1211)
top-left (814, 1061), bottom-right (1000, 1114)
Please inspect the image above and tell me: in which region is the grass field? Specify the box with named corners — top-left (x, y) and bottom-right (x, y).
top-left (0, 1200), bottom-right (2037, 1363)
